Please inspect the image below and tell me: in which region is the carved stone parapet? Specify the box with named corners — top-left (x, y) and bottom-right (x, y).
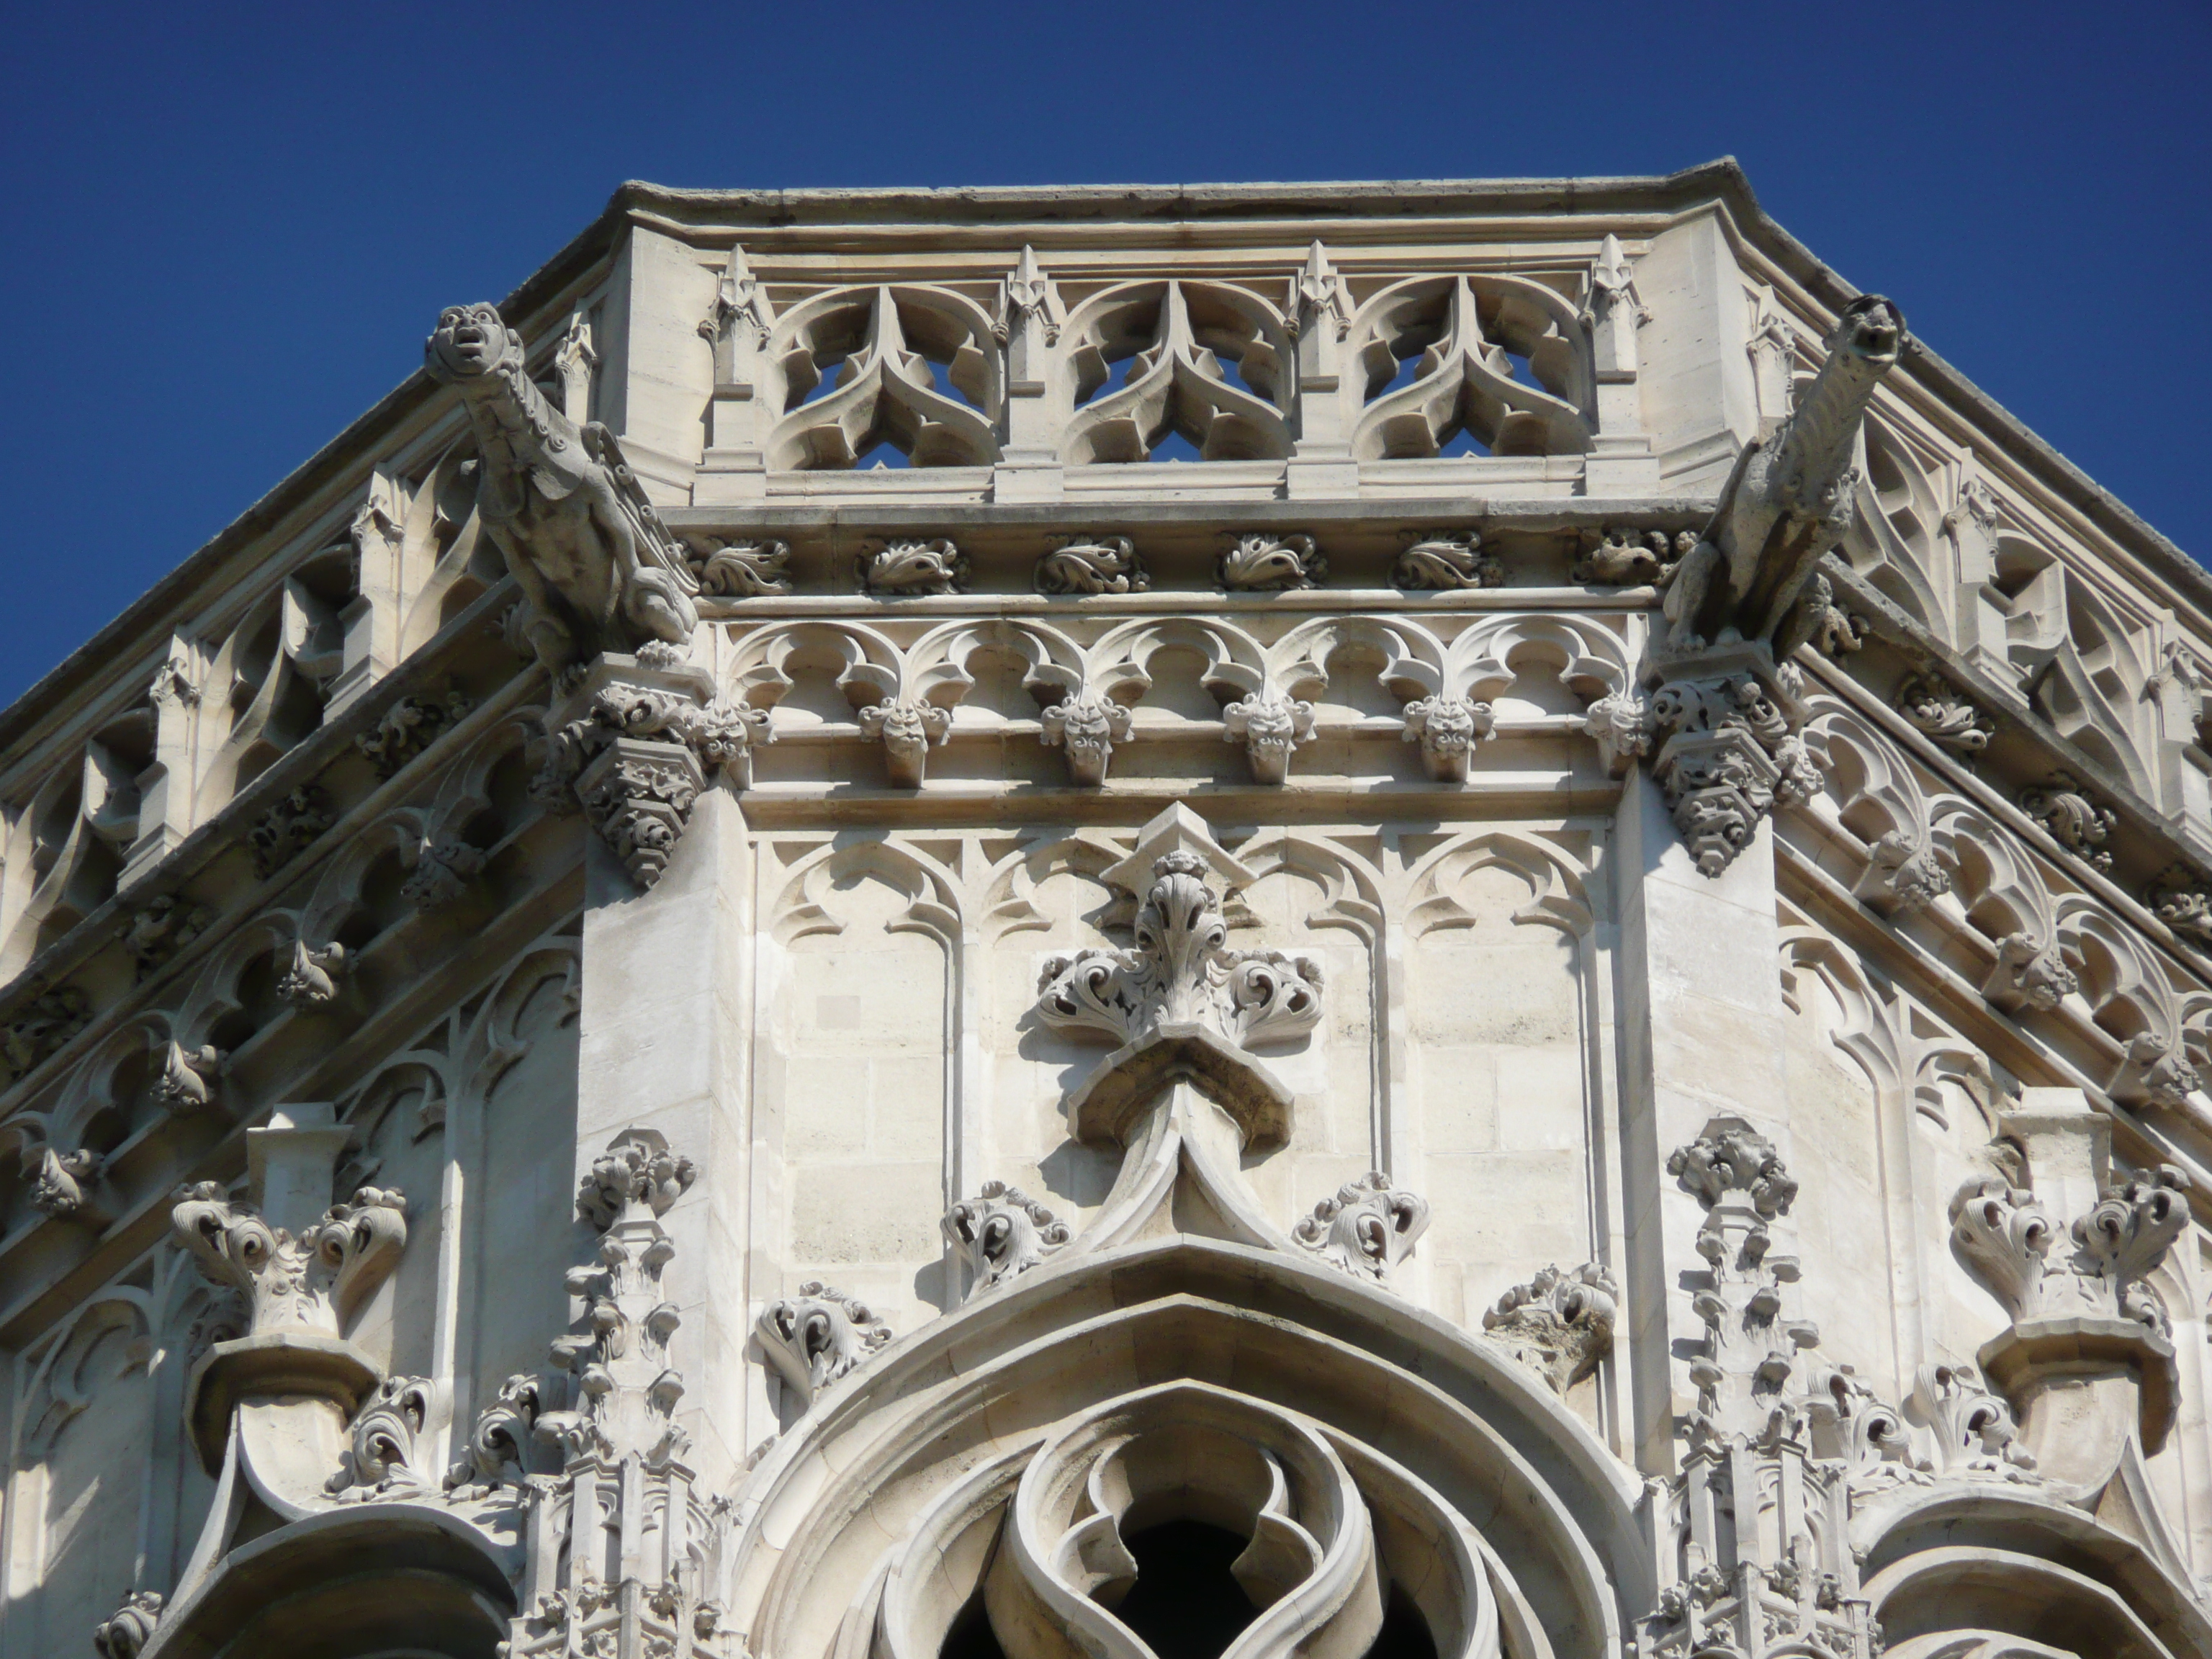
top-left (1221, 688), bottom-right (1315, 783)
top-left (858, 537), bottom-right (967, 595)
top-left (1292, 1173), bottom-right (1430, 1282)
top-left (125, 895), bottom-right (210, 979)
top-left (28, 1146), bottom-right (106, 1223)
top-left (2020, 772), bottom-right (2116, 873)
top-left (1040, 694), bottom-right (1133, 786)
top-left (1393, 529), bottom-right (1498, 590)
top-left (276, 939), bottom-right (347, 1006)
top-left (1895, 671), bottom-right (1994, 755)
top-left (249, 786), bottom-right (334, 878)
top-left (1220, 531), bottom-right (1323, 591)
top-left (153, 1040), bottom-right (227, 1112)
top-left (691, 537), bottom-right (793, 597)
top-left (1401, 694), bottom-right (1494, 782)
top-left (1644, 648), bottom-right (1816, 877)
top-left (1483, 1262), bottom-right (1617, 1393)
top-left (355, 691), bottom-right (474, 779)
top-left (1984, 931), bottom-right (2076, 1012)
top-left (858, 698), bottom-right (950, 788)
top-left (943, 1180), bottom-right (1069, 1298)
top-left (93, 1590), bottom-right (164, 1659)
top-left (755, 1281), bottom-right (891, 1406)
top-left (1036, 534), bottom-right (1147, 595)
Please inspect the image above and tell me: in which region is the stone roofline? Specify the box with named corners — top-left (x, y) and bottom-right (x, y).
top-left (3, 157), bottom-right (2199, 758)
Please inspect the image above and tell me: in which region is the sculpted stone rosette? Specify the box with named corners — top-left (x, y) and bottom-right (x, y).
top-left (1220, 531), bottom-right (1323, 591)
top-left (399, 835), bottom-right (485, 909)
top-left (444, 1372), bottom-right (544, 1498)
top-left (1039, 693), bottom-right (1133, 786)
top-left (2146, 866), bottom-right (2212, 950)
top-left (691, 537), bottom-right (793, 597)
top-left (1393, 528), bottom-right (1500, 590)
top-left (1895, 670), bottom-right (1994, 755)
top-left (1291, 1172), bottom-right (1430, 1281)
top-left (1, 985), bottom-right (89, 1080)
top-left (1481, 1262), bottom-right (1619, 1393)
top-left (1400, 693), bottom-right (1494, 782)
top-left (1222, 688), bottom-right (1316, 784)
top-left (858, 537), bottom-right (967, 595)
top-left (92, 1590), bottom-right (164, 1659)
top-left (858, 698), bottom-right (952, 788)
top-left (1035, 534), bottom-right (1147, 595)
top-left (943, 1180), bottom-right (1070, 1298)
top-left (755, 1282), bottom-right (891, 1406)
top-left (125, 895), bottom-right (210, 979)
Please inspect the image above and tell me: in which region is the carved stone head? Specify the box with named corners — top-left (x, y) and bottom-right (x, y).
top-left (426, 303), bottom-right (523, 383)
top-left (1824, 294), bottom-right (1907, 370)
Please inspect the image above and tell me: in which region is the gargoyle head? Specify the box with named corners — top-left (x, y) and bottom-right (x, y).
top-left (426, 302), bottom-right (523, 383)
top-left (1825, 294), bottom-right (1907, 370)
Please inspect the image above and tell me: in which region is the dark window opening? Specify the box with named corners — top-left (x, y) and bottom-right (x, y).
top-left (1115, 1521), bottom-right (1257, 1659)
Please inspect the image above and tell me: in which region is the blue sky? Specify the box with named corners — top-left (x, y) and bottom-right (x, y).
top-left (1, 1), bottom-right (2206, 707)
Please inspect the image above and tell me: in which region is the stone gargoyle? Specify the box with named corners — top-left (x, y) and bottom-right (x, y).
top-left (426, 303), bottom-right (699, 678)
top-left (1662, 295), bottom-right (1907, 660)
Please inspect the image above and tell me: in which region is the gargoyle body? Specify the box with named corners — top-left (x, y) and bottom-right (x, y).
top-left (426, 304), bottom-right (698, 677)
top-left (1663, 295), bottom-right (1907, 659)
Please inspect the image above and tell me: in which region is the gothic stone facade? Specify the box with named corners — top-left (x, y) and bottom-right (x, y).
top-left (3, 167), bottom-right (2210, 1659)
